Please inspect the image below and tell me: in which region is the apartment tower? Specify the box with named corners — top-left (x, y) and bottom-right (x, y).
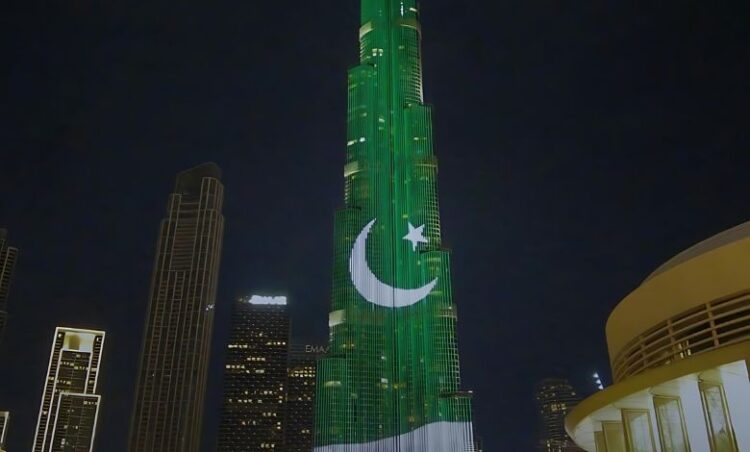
top-left (128, 163), bottom-right (225, 452)
top-left (31, 327), bottom-right (105, 452)
top-left (0, 229), bottom-right (18, 345)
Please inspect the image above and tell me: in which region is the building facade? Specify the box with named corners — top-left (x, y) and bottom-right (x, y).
top-left (217, 295), bottom-right (290, 451)
top-left (32, 327), bottom-right (105, 452)
top-left (566, 221), bottom-right (750, 451)
top-left (128, 163), bottom-right (225, 452)
top-left (314, 0), bottom-right (474, 450)
top-left (0, 229), bottom-right (18, 345)
top-left (0, 411), bottom-right (8, 452)
top-left (285, 344), bottom-right (325, 452)
top-left (535, 378), bottom-right (584, 452)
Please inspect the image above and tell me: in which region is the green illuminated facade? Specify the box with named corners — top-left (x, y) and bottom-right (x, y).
top-left (314, 0), bottom-right (474, 450)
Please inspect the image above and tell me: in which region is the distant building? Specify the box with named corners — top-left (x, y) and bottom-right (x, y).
top-left (284, 344), bottom-right (325, 451)
top-left (473, 435), bottom-right (484, 452)
top-left (32, 327), bottom-right (105, 452)
top-left (535, 378), bottom-right (584, 452)
top-left (567, 221), bottom-right (750, 451)
top-left (0, 229), bottom-right (18, 345)
top-left (0, 411), bottom-right (8, 451)
top-left (217, 295), bottom-right (290, 451)
top-left (128, 163), bottom-right (225, 452)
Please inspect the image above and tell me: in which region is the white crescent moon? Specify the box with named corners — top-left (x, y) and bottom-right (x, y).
top-left (349, 219), bottom-right (438, 308)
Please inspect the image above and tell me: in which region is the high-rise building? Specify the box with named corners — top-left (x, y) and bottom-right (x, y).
top-left (535, 378), bottom-right (584, 452)
top-left (284, 344), bottom-right (325, 452)
top-left (217, 295), bottom-right (290, 452)
top-left (566, 221), bottom-right (750, 451)
top-left (31, 327), bottom-right (105, 452)
top-left (0, 411), bottom-right (8, 451)
top-left (314, 0), bottom-right (474, 450)
top-left (0, 229), bottom-right (18, 345)
top-left (128, 163), bottom-right (225, 452)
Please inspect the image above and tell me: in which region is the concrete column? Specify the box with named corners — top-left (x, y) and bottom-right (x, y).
top-left (676, 378), bottom-right (711, 452)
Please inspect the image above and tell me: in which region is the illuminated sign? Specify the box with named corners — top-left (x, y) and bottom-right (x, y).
top-left (305, 345), bottom-right (330, 354)
top-left (349, 219), bottom-right (437, 308)
top-left (247, 295), bottom-right (287, 305)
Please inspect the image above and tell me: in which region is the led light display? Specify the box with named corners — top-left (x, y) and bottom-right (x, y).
top-left (314, 0), bottom-right (475, 449)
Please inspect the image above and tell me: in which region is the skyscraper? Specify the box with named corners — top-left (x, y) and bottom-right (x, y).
top-left (0, 411), bottom-right (8, 452)
top-left (0, 229), bottom-right (18, 345)
top-left (534, 378), bottom-right (583, 452)
top-left (314, 1), bottom-right (474, 450)
top-left (32, 327), bottom-right (105, 452)
top-left (128, 163), bottom-right (225, 452)
top-left (284, 344), bottom-right (325, 452)
top-left (217, 295), bottom-right (290, 452)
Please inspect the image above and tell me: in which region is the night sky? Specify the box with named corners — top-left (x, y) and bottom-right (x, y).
top-left (1, 1), bottom-right (748, 451)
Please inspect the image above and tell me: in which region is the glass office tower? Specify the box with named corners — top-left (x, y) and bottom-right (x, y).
top-left (217, 295), bottom-right (290, 452)
top-left (314, 1), bottom-right (474, 450)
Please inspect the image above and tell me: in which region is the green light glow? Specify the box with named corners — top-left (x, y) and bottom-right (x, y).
top-left (314, 0), bottom-right (474, 449)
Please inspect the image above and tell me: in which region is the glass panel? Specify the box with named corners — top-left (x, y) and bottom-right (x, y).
top-left (623, 409), bottom-right (656, 452)
top-left (700, 383), bottom-right (738, 452)
top-left (653, 396), bottom-right (690, 452)
top-left (602, 422), bottom-right (626, 452)
top-left (595, 431), bottom-right (608, 452)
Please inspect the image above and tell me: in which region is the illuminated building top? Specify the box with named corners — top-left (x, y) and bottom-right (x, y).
top-left (246, 295), bottom-right (288, 305)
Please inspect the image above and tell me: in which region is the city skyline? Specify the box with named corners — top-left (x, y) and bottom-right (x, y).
top-left (1, 0), bottom-right (748, 450)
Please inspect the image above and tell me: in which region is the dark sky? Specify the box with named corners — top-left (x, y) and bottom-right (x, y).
top-left (1, 1), bottom-right (748, 451)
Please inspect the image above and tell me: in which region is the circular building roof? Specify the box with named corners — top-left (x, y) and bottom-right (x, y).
top-left (644, 220), bottom-right (750, 282)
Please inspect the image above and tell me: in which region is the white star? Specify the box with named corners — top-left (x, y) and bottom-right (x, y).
top-left (403, 222), bottom-right (429, 251)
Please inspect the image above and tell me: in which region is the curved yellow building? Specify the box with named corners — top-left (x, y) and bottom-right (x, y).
top-left (566, 222), bottom-right (750, 451)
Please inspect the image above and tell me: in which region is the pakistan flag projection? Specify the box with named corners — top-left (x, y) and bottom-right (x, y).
top-left (314, 0), bottom-right (475, 450)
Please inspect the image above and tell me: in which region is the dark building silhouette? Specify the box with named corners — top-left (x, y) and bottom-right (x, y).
top-left (0, 411), bottom-right (8, 451)
top-left (32, 327), bottom-right (105, 452)
top-left (217, 295), bottom-right (290, 451)
top-left (284, 344), bottom-right (325, 451)
top-left (535, 378), bottom-right (584, 452)
top-left (0, 229), bottom-right (18, 345)
top-left (128, 163), bottom-right (225, 452)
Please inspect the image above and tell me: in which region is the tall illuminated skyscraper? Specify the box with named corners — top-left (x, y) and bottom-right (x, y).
top-left (0, 229), bottom-right (18, 345)
top-left (314, 1), bottom-right (474, 450)
top-left (217, 295), bottom-right (290, 452)
top-left (31, 327), bottom-right (105, 452)
top-left (128, 163), bottom-right (225, 452)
